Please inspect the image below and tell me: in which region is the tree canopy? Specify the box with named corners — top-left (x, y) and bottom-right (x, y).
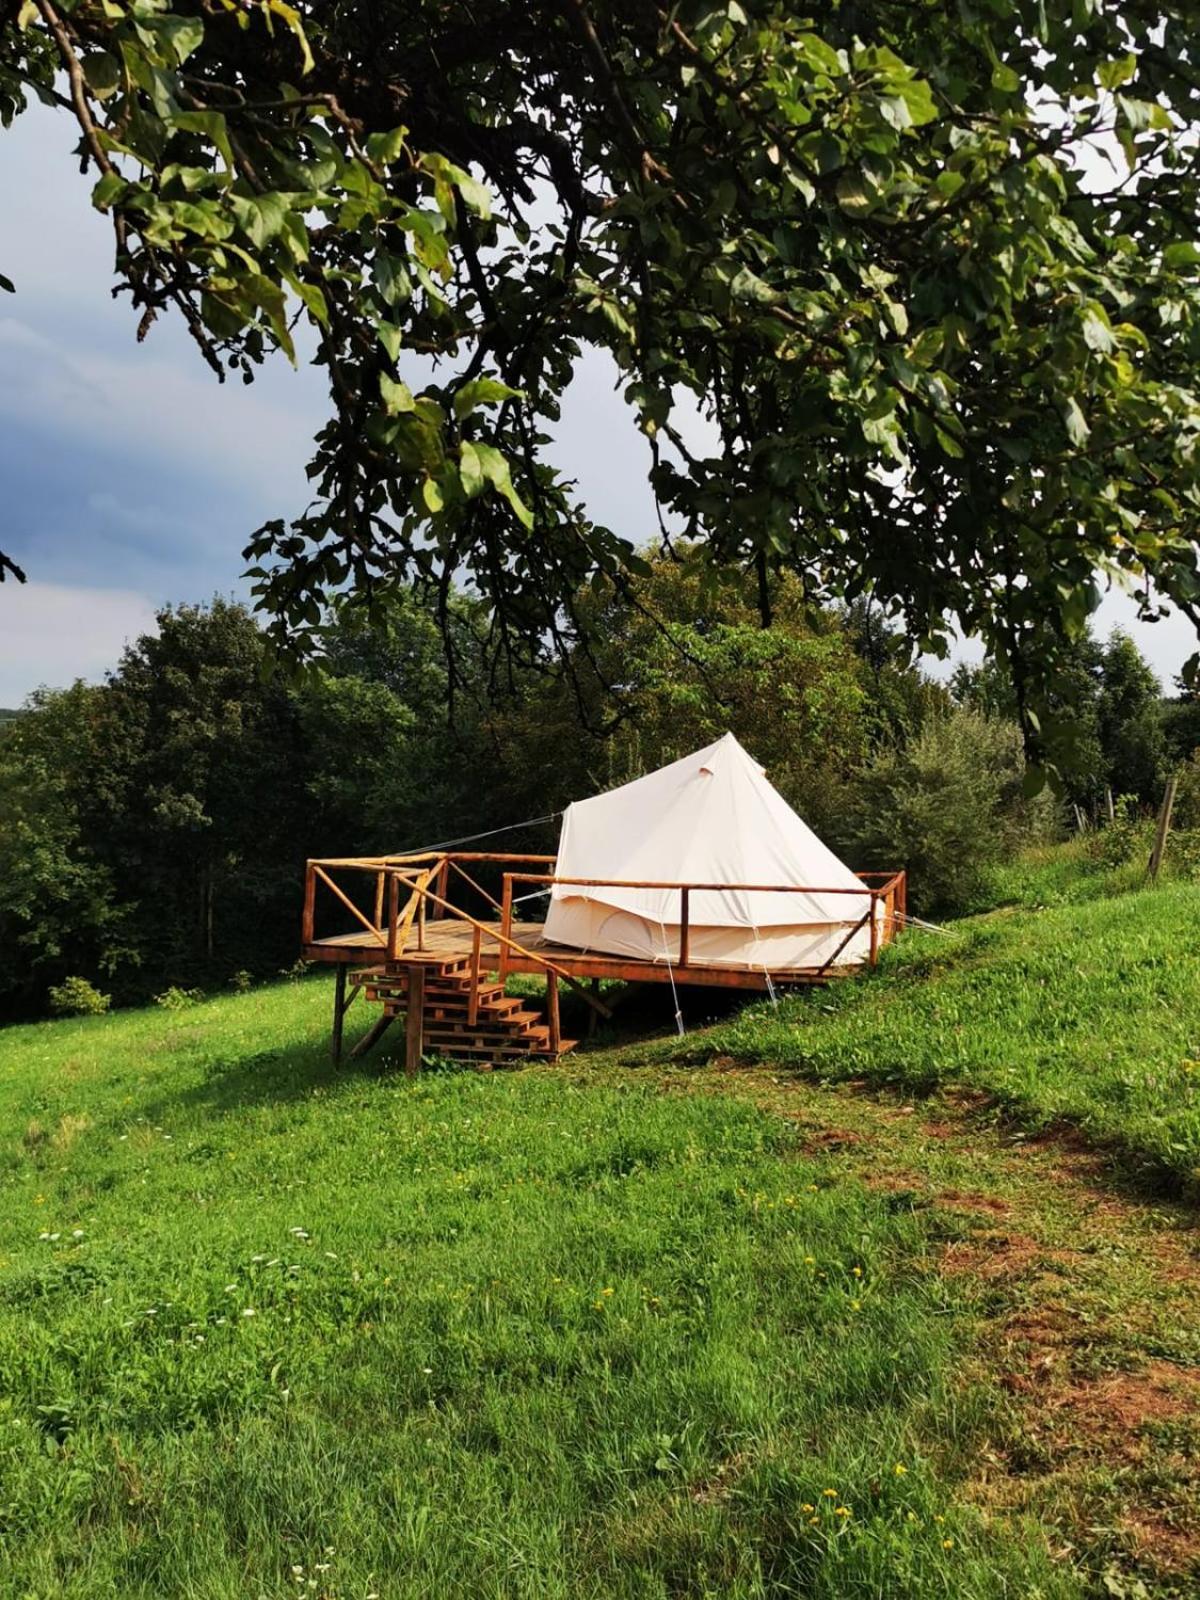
top-left (4, 0), bottom-right (1200, 748)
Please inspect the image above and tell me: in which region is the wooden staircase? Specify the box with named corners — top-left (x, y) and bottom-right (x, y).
top-left (349, 955), bottom-right (578, 1066)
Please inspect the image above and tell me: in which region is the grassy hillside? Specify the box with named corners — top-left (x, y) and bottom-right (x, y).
top-left (651, 875), bottom-right (1200, 1190)
top-left (1, 983), bottom-right (1075, 1599)
top-left (3, 859), bottom-right (1200, 1596)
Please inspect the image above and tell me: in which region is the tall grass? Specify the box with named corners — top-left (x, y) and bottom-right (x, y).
top-left (0, 985), bottom-right (1072, 1598)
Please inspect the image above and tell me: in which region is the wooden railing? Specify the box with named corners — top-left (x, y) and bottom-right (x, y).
top-left (497, 868), bottom-right (907, 979)
top-left (302, 853), bottom-right (907, 1028)
top-left (302, 853), bottom-right (609, 1025)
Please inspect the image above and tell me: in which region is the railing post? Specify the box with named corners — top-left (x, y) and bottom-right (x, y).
top-left (373, 870), bottom-right (385, 934)
top-left (546, 972), bottom-right (561, 1055)
top-left (417, 882), bottom-right (426, 951)
top-left (468, 924), bottom-right (482, 1027)
top-left (679, 886), bottom-right (690, 969)
top-left (387, 871), bottom-right (399, 963)
top-left (869, 890), bottom-right (879, 967)
top-left (405, 965), bottom-right (425, 1077)
top-left (302, 862), bottom-right (316, 946)
top-left (435, 855), bottom-right (450, 918)
top-left (499, 874), bottom-right (513, 983)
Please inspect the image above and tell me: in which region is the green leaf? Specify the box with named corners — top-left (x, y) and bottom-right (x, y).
top-left (1097, 54), bottom-right (1137, 92)
top-left (893, 76), bottom-right (937, 127)
top-left (451, 167), bottom-right (491, 220)
top-left (374, 253), bottom-right (411, 308)
top-left (264, 0), bottom-right (314, 74)
top-left (82, 51), bottom-right (122, 98)
top-left (289, 276), bottom-right (329, 327)
top-left (91, 172), bottom-right (126, 211)
top-left (473, 441), bottom-right (534, 529)
top-left (1061, 397), bottom-right (1090, 447)
top-left (991, 62), bottom-right (1021, 94)
top-left (1081, 305), bottom-right (1116, 355)
top-left (795, 33), bottom-right (844, 77)
top-left (452, 378), bottom-right (524, 420)
top-left (366, 127), bottom-right (408, 167)
top-left (380, 373), bottom-right (415, 415)
top-left (170, 110), bottom-right (235, 172)
top-left (157, 14), bottom-right (204, 64)
top-left (459, 440), bottom-right (484, 499)
top-left (1164, 242), bottom-right (1200, 272)
top-left (835, 170), bottom-right (874, 216)
top-left (729, 266), bottom-right (779, 305)
top-left (229, 192), bottom-right (292, 250)
top-left (376, 322), bottom-right (403, 362)
top-left (422, 478), bottom-right (445, 514)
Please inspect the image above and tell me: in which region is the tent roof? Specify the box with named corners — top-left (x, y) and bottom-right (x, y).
top-left (549, 732), bottom-right (865, 929)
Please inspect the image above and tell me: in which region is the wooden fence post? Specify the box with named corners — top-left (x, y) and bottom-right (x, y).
top-left (405, 965), bottom-right (425, 1077)
top-left (1148, 774), bottom-right (1179, 883)
top-left (679, 886), bottom-right (690, 969)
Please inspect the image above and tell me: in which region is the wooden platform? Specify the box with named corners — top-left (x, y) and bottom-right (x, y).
top-left (303, 918), bottom-right (830, 991)
top-left (301, 851), bottom-right (906, 1070)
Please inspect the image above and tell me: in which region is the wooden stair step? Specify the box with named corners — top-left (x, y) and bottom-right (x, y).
top-left (420, 1038), bottom-right (579, 1061)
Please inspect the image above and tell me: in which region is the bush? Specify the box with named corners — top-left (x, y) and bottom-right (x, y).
top-left (154, 985), bottom-right (204, 1011)
top-left (1090, 794), bottom-right (1147, 868)
top-left (846, 708), bottom-right (1056, 917)
top-left (228, 970), bottom-right (253, 994)
top-left (47, 976), bottom-right (112, 1017)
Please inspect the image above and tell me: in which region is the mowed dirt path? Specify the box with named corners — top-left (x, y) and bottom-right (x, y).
top-left (644, 1062), bottom-right (1200, 1593)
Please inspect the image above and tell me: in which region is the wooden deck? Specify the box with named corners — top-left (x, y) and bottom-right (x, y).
top-left (303, 917), bottom-right (834, 990)
top-left (300, 850), bottom-right (906, 1069)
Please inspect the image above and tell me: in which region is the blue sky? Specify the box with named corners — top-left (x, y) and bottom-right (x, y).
top-left (1, 101), bottom-right (1196, 705)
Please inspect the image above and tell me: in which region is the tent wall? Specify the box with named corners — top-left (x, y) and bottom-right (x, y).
top-left (543, 895), bottom-right (879, 970)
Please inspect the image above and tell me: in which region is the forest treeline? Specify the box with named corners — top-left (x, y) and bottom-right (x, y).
top-left (1, 557), bottom-right (1193, 1019)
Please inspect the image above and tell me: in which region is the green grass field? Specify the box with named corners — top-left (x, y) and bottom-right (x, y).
top-left (3, 859), bottom-right (1200, 1597)
top-left (651, 875), bottom-right (1200, 1190)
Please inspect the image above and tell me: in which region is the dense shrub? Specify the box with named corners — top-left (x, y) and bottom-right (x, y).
top-left (846, 709), bottom-right (1055, 916)
top-left (1089, 794), bottom-right (1148, 869)
top-left (47, 976), bottom-right (111, 1017)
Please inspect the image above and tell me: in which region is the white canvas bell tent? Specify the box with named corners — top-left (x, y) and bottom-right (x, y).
top-left (541, 732), bottom-right (878, 971)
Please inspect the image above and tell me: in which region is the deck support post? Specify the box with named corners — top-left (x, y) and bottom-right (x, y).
top-left (331, 965), bottom-right (348, 1065)
top-left (546, 973), bottom-right (561, 1056)
top-left (405, 965), bottom-right (426, 1077)
top-left (302, 862), bottom-right (316, 945)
